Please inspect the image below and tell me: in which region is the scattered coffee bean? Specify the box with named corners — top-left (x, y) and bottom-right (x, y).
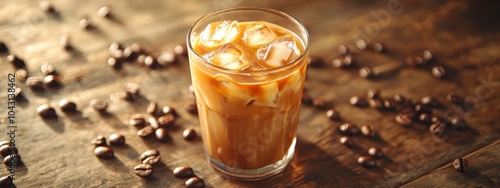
top-left (90, 99), bottom-right (108, 113)
top-left (144, 55), bottom-right (158, 69)
top-left (58, 99), bottom-right (77, 112)
top-left (357, 156), bottom-right (376, 168)
top-left (326, 109), bottom-right (341, 121)
top-left (140, 149), bottom-right (161, 165)
top-left (382, 100), bottom-right (396, 111)
top-left (0, 42), bottom-right (8, 53)
top-left (361, 125), bottom-right (376, 137)
top-left (308, 56), bottom-right (324, 67)
top-left (337, 44), bottom-right (348, 55)
top-left (393, 94), bottom-right (407, 105)
top-left (450, 118), bottom-right (467, 130)
top-left (422, 50), bottom-right (433, 62)
top-left (0, 141), bottom-right (9, 147)
top-left (0, 145), bottom-right (16, 157)
top-left (185, 101), bottom-right (198, 115)
top-left (123, 82), bottom-right (140, 96)
top-left (369, 99), bottom-right (384, 110)
top-left (134, 163), bottom-right (153, 177)
top-left (7, 54), bottom-right (26, 69)
top-left (312, 99), bottom-right (329, 110)
top-left (137, 54), bottom-right (147, 64)
top-left (447, 92), bottom-right (464, 105)
top-left (0, 176), bottom-right (13, 186)
top-left (332, 58), bottom-right (344, 68)
top-left (368, 147), bottom-right (384, 158)
top-left (429, 121), bottom-right (446, 136)
top-left (3, 154), bottom-right (21, 166)
top-left (367, 88), bottom-right (381, 99)
top-left (107, 57), bottom-right (121, 70)
top-left (339, 136), bottom-right (354, 147)
top-left (414, 104), bottom-right (432, 115)
top-left (431, 65), bottom-right (446, 78)
top-left (157, 50), bottom-right (177, 66)
top-left (185, 177), bottom-right (205, 188)
top-left (301, 93), bottom-right (313, 106)
top-left (41, 62), bottom-right (56, 75)
top-left (109, 133), bottom-right (125, 146)
top-left (183, 128), bottom-right (197, 141)
top-left (109, 42), bottom-right (123, 53)
top-left (158, 114), bottom-right (176, 128)
top-left (453, 158), bottom-right (469, 172)
top-left (79, 17), bottom-right (91, 29)
top-left (419, 113), bottom-right (432, 124)
top-left (97, 6), bottom-right (111, 17)
top-left (130, 114), bottom-right (146, 128)
top-left (420, 96), bottom-right (440, 108)
top-left (373, 43), bottom-right (384, 53)
top-left (117, 90), bottom-right (133, 101)
top-left (13, 86), bottom-right (22, 99)
top-left (414, 56), bottom-right (424, 65)
top-left (94, 146), bottom-right (114, 159)
top-left (137, 126), bottom-right (155, 138)
top-left (162, 105), bottom-right (177, 116)
top-left (359, 66), bottom-right (372, 78)
top-left (37, 104), bottom-right (57, 119)
top-left (405, 57), bottom-right (416, 67)
top-left (43, 75), bottom-right (60, 88)
top-left (39, 0), bottom-right (55, 12)
top-left (339, 123), bottom-right (359, 136)
top-left (15, 69), bottom-right (28, 82)
top-left (148, 117), bottom-right (160, 129)
top-left (356, 39), bottom-right (367, 50)
top-left (155, 128), bottom-right (169, 142)
top-left (350, 96), bottom-right (368, 107)
top-left (91, 135), bottom-right (107, 147)
top-left (147, 102), bottom-right (158, 115)
top-left (395, 114), bottom-right (412, 127)
top-left (174, 44), bottom-right (187, 56)
top-left (343, 55), bottom-right (356, 66)
top-left (173, 166), bottom-right (195, 178)
top-left (60, 34), bottom-right (72, 50)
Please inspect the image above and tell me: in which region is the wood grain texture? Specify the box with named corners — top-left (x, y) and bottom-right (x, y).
top-left (0, 0), bottom-right (499, 187)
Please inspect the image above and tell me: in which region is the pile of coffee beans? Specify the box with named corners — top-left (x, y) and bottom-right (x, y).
top-left (173, 166), bottom-right (205, 188)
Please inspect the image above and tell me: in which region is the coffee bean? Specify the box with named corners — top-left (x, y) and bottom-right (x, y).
top-left (414, 104), bottom-right (432, 115)
top-left (420, 96), bottom-right (440, 108)
top-left (446, 92), bottom-right (464, 105)
top-left (123, 82), bottom-right (140, 96)
top-left (332, 58), bottom-right (344, 68)
top-left (185, 177), bottom-right (205, 188)
top-left (117, 90), bottom-right (133, 101)
top-left (59, 99), bottom-right (77, 112)
top-left (91, 135), bottom-right (107, 147)
top-left (301, 93), bottom-right (313, 106)
top-left (97, 6), bottom-right (111, 17)
top-left (0, 145), bottom-right (16, 157)
top-left (109, 42), bottom-right (123, 53)
top-left (357, 156), bottom-right (376, 168)
top-left (42, 75), bottom-right (60, 88)
top-left (429, 121), bottom-right (446, 136)
top-left (339, 136), bottom-right (354, 147)
top-left (0, 176), bottom-right (13, 186)
top-left (0, 41), bottom-right (9, 53)
top-left (107, 57), bottom-right (121, 70)
top-left (158, 114), bottom-right (176, 128)
top-left (90, 99), bottom-right (108, 113)
top-left (15, 69), bottom-right (28, 82)
top-left (4, 154), bottom-right (22, 166)
top-left (453, 158), bottom-right (468, 172)
top-left (148, 117), bottom-right (160, 129)
top-left (350, 96), bottom-right (368, 107)
top-left (361, 125), bottom-right (376, 137)
top-left (326, 109), bottom-right (341, 121)
top-left (147, 102), bottom-right (158, 115)
top-left (137, 54), bottom-right (147, 65)
top-left (393, 94), bottom-right (407, 105)
top-left (359, 66), bottom-right (372, 78)
top-left (109, 133), bottom-right (125, 146)
top-left (162, 106), bottom-right (177, 116)
top-left (356, 39), bottom-right (367, 50)
top-left (368, 147), bottom-right (384, 158)
top-left (134, 163), bottom-right (153, 177)
top-left (185, 101), bottom-right (198, 115)
top-left (369, 99), bottom-right (383, 110)
top-left (157, 51), bottom-right (177, 66)
top-left (39, 0), bottom-right (55, 12)
top-left (137, 126), bottom-right (155, 138)
top-left (0, 141), bottom-right (9, 147)
top-left (130, 114), bottom-right (146, 128)
top-left (312, 99), bottom-right (329, 110)
top-left (431, 65), bottom-right (446, 78)
top-left (155, 128), bottom-right (169, 142)
top-left (37, 104), bottom-right (57, 119)
top-left (60, 34), bottom-right (72, 50)
top-left (183, 128), bottom-right (197, 141)
top-left (337, 44), bottom-right (348, 55)
top-left (450, 118), bottom-right (467, 130)
top-left (405, 57), bottom-right (416, 67)
top-left (343, 55), bottom-right (356, 66)
top-left (140, 149), bottom-right (161, 165)
top-left (144, 55), bottom-right (158, 69)
top-left (414, 56), bottom-right (424, 65)
top-left (94, 146), bottom-right (114, 159)
top-left (419, 113), bottom-right (432, 124)
top-left (395, 114), bottom-right (412, 127)
top-left (7, 54), bottom-right (26, 69)
top-left (422, 50), bottom-right (433, 62)
top-left (367, 88), bottom-right (381, 99)
top-left (339, 123), bottom-right (359, 136)
top-left (382, 100), bottom-right (396, 111)
top-left (79, 17), bottom-right (91, 30)
top-left (373, 43), bottom-right (384, 53)
top-left (13, 86), bottom-right (22, 99)
top-left (174, 44), bottom-right (187, 56)
top-left (173, 166), bottom-right (195, 178)
top-left (41, 62), bottom-right (57, 75)
top-left (308, 56), bottom-right (324, 67)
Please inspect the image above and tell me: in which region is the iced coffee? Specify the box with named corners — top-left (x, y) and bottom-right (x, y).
top-left (187, 7), bottom-right (309, 180)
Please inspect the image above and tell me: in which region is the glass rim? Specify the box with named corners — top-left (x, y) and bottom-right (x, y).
top-left (186, 6), bottom-right (310, 75)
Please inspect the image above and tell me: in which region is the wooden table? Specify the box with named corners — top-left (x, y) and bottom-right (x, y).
top-left (0, 0), bottom-right (499, 187)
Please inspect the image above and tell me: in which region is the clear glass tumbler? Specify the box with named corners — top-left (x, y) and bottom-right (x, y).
top-left (187, 7), bottom-right (309, 180)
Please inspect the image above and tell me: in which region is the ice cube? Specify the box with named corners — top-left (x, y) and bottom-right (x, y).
top-left (200, 20), bottom-right (240, 48)
top-left (253, 82), bottom-right (279, 107)
top-left (214, 75), bottom-right (253, 108)
top-left (203, 44), bottom-right (250, 70)
top-left (257, 35), bottom-right (301, 68)
top-left (243, 21), bottom-right (276, 47)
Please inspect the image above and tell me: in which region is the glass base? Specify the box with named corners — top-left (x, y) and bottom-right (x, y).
top-left (207, 138), bottom-right (296, 181)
